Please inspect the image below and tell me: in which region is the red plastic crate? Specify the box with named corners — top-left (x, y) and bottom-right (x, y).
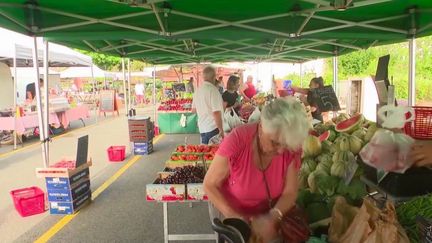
top-left (10, 187), bottom-right (46, 217)
top-left (405, 106), bottom-right (432, 140)
top-left (107, 146), bottom-right (126, 162)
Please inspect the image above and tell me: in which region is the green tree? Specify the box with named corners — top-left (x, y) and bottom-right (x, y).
top-left (76, 49), bottom-right (122, 71)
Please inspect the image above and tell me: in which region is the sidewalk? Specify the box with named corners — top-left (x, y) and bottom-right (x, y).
top-left (0, 105), bottom-right (166, 242)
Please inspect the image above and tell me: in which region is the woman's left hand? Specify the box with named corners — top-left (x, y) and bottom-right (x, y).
top-left (251, 214), bottom-right (279, 242)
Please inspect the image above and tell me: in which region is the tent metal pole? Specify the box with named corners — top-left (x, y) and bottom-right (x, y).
top-left (128, 58), bottom-right (132, 110)
top-left (333, 55), bottom-right (339, 117)
top-left (43, 40), bottom-right (50, 165)
top-left (300, 63), bottom-right (303, 87)
top-left (408, 38), bottom-right (416, 106)
top-left (153, 65), bottom-right (156, 122)
top-left (13, 45), bottom-right (17, 150)
top-left (32, 37), bottom-right (48, 168)
top-left (90, 62), bottom-right (98, 123)
top-left (122, 58), bottom-right (128, 115)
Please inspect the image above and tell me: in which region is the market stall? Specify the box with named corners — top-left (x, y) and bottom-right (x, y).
top-left (156, 82), bottom-right (198, 134)
top-left (146, 144), bottom-right (218, 242)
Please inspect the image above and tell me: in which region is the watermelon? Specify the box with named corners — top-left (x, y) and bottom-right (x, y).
top-left (301, 158), bottom-right (317, 174)
top-left (364, 124), bottom-right (378, 143)
top-left (332, 150), bottom-right (355, 164)
top-left (303, 135), bottom-right (322, 158)
top-left (319, 130), bottom-right (330, 142)
top-left (331, 161), bottom-right (348, 178)
top-left (335, 114), bottom-right (364, 134)
top-left (352, 128), bottom-right (367, 141)
top-left (321, 140), bottom-right (337, 154)
top-left (316, 159), bottom-right (333, 174)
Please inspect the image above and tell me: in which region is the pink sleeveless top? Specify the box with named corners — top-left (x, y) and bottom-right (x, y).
top-left (216, 123), bottom-right (301, 218)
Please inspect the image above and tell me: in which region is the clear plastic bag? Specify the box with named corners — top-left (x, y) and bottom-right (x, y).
top-left (248, 107), bottom-right (261, 124)
top-left (209, 134), bottom-right (223, 145)
top-left (360, 105), bottom-right (415, 173)
top-left (224, 107), bottom-right (243, 132)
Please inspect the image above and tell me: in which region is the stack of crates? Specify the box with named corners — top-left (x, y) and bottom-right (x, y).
top-left (128, 116), bottom-right (155, 155)
top-left (43, 162), bottom-right (92, 215)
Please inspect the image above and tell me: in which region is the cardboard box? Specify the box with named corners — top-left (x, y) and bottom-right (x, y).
top-left (45, 168), bottom-right (90, 190)
top-left (146, 182), bottom-right (185, 202)
top-left (47, 179), bottom-right (91, 202)
top-left (36, 160), bottom-right (92, 179)
top-left (49, 190), bottom-right (91, 215)
top-left (186, 183), bottom-right (208, 201)
top-left (165, 161), bottom-right (199, 169)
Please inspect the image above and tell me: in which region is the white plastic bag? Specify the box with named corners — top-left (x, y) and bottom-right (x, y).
top-left (359, 105), bottom-right (415, 173)
top-left (224, 107), bottom-right (243, 132)
top-left (209, 134), bottom-right (223, 145)
top-left (180, 114), bottom-right (187, 127)
top-left (248, 107), bottom-right (261, 124)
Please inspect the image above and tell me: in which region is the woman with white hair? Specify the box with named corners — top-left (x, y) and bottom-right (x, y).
top-left (204, 97), bottom-right (310, 242)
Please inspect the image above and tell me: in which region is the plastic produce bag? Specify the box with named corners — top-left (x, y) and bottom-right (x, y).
top-left (209, 134), bottom-right (223, 145)
top-left (224, 107), bottom-right (243, 132)
top-left (248, 107), bottom-right (261, 124)
top-left (359, 105), bottom-right (415, 173)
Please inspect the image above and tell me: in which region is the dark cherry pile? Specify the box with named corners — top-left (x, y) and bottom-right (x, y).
top-left (160, 166), bottom-right (205, 184)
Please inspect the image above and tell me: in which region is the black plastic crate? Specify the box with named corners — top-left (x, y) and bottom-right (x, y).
top-left (360, 159), bottom-right (432, 198)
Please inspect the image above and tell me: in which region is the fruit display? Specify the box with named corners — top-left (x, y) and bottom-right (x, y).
top-left (157, 98), bottom-right (192, 112)
top-left (300, 114), bottom-right (373, 209)
top-left (175, 144), bottom-right (218, 154)
top-left (170, 154), bottom-right (200, 161)
top-left (147, 144), bottom-right (217, 202)
top-left (252, 93), bottom-right (267, 106)
top-left (239, 102), bottom-right (255, 121)
top-left (158, 166), bottom-right (205, 184)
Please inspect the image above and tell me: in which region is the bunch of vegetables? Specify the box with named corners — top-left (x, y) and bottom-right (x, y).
top-left (396, 194), bottom-right (432, 242)
top-left (298, 114), bottom-right (377, 224)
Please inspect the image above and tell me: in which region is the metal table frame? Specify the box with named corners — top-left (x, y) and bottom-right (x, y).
top-left (162, 201), bottom-right (217, 243)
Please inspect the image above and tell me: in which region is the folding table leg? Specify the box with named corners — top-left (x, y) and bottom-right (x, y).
top-left (163, 202), bottom-right (169, 243)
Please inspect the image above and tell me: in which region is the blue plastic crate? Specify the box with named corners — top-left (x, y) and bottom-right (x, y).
top-left (49, 190), bottom-right (91, 215)
top-left (47, 179), bottom-right (90, 202)
top-left (134, 141), bottom-right (153, 155)
top-left (45, 168), bottom-right (90, 190)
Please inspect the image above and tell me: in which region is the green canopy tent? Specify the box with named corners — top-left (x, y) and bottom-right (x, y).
top-left (0, 0), bottom-right (431, 168)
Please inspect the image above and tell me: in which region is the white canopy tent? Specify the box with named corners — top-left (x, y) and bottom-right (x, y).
top-left (60, 65), bottom-right (115, 79)
top-left (0, 27), bottom-right (94, 167)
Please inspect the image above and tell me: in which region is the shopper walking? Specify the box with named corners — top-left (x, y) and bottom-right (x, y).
top-left (135, 81), bottom-right (145, 105)
top-left (192, 66), bottom-right (224, 144)
top-left (204, 97), bottom-right (309, 242)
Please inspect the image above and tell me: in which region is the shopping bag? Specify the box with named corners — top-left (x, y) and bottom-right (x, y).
top-left (329, 197), bottom-right (410, 243)
top-left (248, 107), bottom-right (261, 124)
top-left (224, 107), bottom-right (243, 131)
top-left (209, 134), bottom-right (223, 145)
top-left (359, 105), bottom-right (415, 173)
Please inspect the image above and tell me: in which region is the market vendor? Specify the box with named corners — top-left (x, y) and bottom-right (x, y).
top-left (240, 75), bottom-right (257, 101)
top-left (410, 141), bottom-right (432, 167)
top-left (222, 75), bottom-right (241, 112)
top-left (292, 77), bottom-right (325, 122)
top-left (26, 78), bottom-right (44, 101)
top-left (204, 97), bottom-right (309, 242)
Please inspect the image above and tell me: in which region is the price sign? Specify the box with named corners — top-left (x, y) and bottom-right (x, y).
top-left (309, 86), bottom-right (341, 112)
top-left (173, 83), bottom-right (186, 92)
top-left (99, 90), bottom-right (115, 112)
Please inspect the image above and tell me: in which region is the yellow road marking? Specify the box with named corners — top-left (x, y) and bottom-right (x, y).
top-left (0, 118), bottom-right (114, 159)
top-left (34, 134), bottom-right (165, 243)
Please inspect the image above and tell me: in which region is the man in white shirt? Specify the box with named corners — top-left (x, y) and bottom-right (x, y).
top-left (192, 66), bottom-right (224, 144)
top-left (135, 81), bottom-right (145, 104)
